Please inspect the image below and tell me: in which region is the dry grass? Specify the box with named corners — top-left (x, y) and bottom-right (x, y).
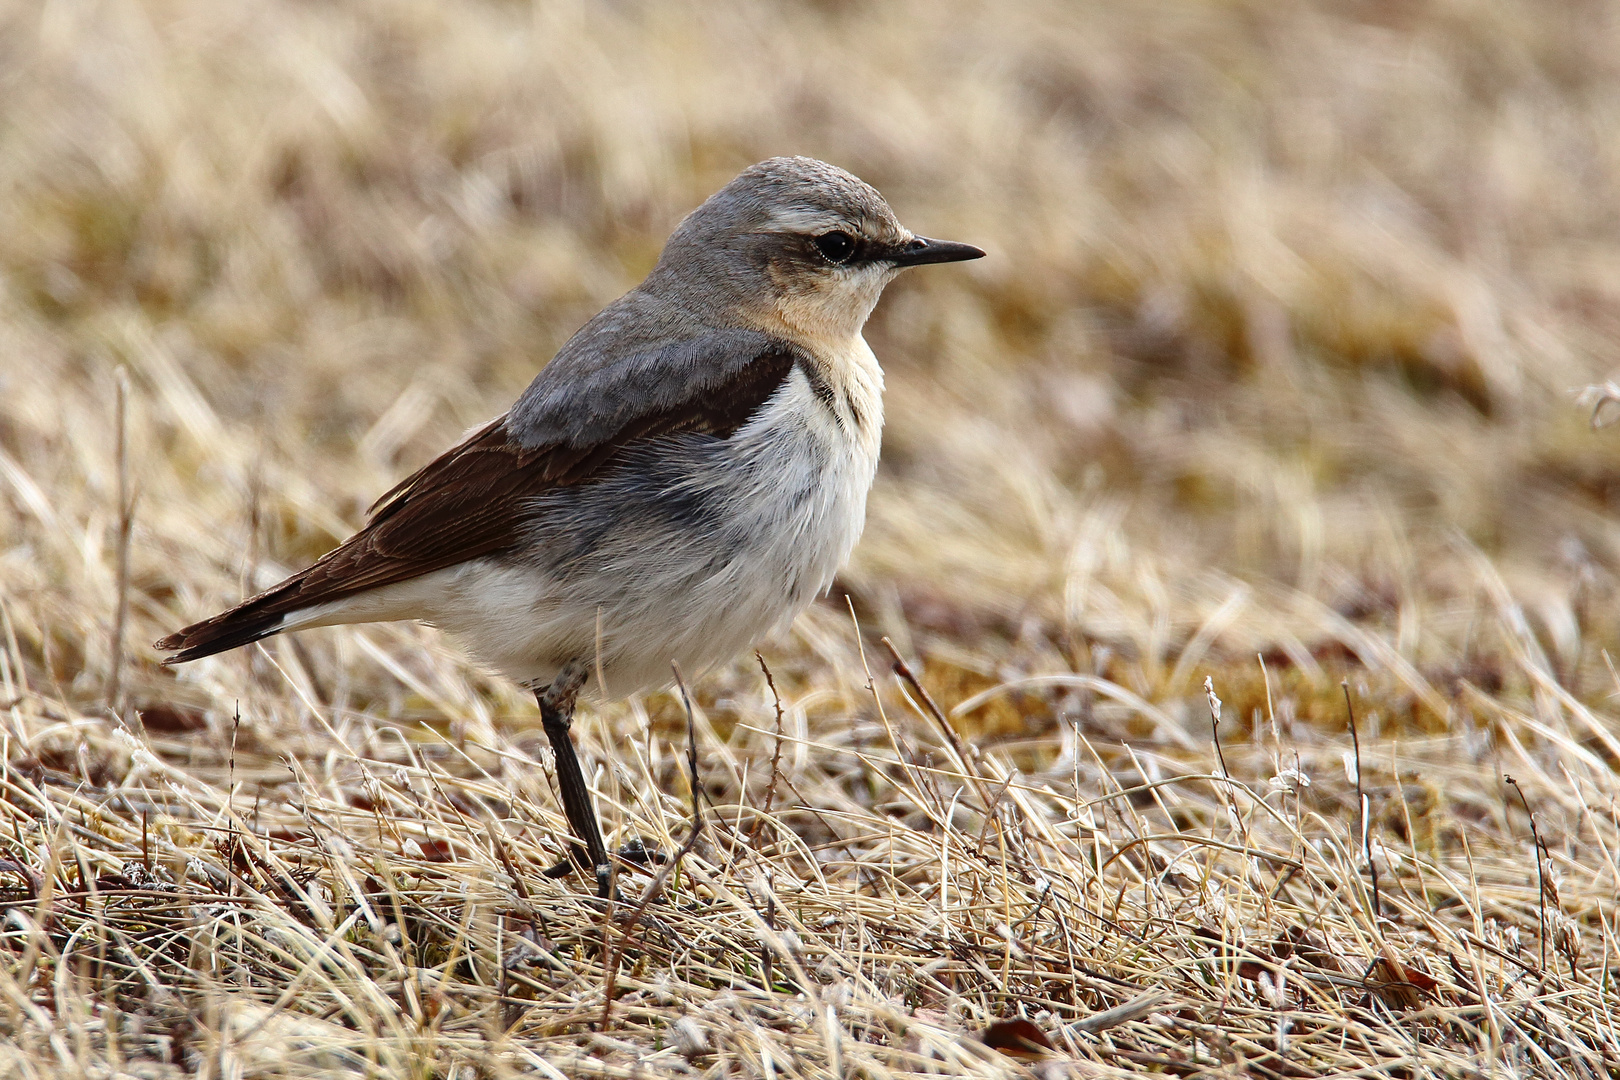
top-left (4, 0), bottom-right (1620, 1076)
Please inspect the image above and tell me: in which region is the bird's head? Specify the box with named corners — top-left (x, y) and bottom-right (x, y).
top-left (650, 156), bottom-right (984, 345)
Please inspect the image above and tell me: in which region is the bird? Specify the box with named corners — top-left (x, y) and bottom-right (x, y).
top-left (157, 156), bottom-right (984, 894)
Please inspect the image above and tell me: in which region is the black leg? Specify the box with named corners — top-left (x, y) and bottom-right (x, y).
top-left (535, 662), bottom-right (611, 898)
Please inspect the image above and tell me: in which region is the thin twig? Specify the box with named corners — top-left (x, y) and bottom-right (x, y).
top-left (1203, 676), bottom-right (1244, 839)
top-left (751, 652), bottom-right (786, 845)
top-left (880, 636), bottom-right (994, 811)
top-left (1343, 680), bottom-right (1379, 919)
top-left (1504, 775), bottom-right (1549, 976)
top-left (759, 871), bottom-right (776, 990)
top-left (601, 662), bottom-right (704, 1031)
top-left (489, 829), bottom-right (532, 907)
top-left (229, 703), bottom-right (241, 895)
top-left (1205, 676), bottom-right (1230, 781)
top-left (106, 367), bottom-right (135, 720)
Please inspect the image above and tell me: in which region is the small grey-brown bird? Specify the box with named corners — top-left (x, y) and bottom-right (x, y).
top-left (158, 157), bottom-right (984, 893)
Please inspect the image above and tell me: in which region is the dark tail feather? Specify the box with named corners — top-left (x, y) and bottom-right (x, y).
top-left (155, 580), bottom-right (310, 664)
top-left (156, 608), bottom-right (285, 664)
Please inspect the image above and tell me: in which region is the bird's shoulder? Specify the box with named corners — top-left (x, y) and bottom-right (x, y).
top-left (505, 291), bottom-right (801, 450)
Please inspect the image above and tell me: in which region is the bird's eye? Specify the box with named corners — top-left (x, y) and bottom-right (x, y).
top-left (813, 231), bottom-right (856, 264)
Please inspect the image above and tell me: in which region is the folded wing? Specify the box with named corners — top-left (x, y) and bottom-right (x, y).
top-left (156, 330), bottom-right (802, 663)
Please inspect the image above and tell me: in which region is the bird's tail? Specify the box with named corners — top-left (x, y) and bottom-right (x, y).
top-left (155, 581), bottom-right (304, 664)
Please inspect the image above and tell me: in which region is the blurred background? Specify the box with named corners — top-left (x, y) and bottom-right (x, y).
top-left (5, 0), bottom-right (1620, 737)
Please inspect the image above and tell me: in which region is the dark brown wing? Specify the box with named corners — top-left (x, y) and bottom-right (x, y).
top-left (157, 340), bottom-right (799, 663)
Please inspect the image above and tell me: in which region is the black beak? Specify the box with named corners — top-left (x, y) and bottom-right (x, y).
top-left (885, 236), bottom-right (986, 267)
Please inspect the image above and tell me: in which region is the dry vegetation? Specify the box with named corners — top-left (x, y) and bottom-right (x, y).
top-left (4, 0), bottom-right (1620, 1076)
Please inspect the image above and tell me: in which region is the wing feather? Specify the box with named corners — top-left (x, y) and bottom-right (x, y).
top-left (156, 334), bottom-right (802, 662)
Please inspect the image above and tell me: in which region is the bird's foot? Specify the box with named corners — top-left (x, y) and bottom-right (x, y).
top-left (615, 837), bottom-right (667, 866)
top-left (541, 838), bottom-right (664, 880)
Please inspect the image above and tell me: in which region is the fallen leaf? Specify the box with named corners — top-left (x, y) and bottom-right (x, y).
top-left (981, 1018), bottom-right (1056, 1058)
top-left (137, 703), bottom-right (209, 732)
